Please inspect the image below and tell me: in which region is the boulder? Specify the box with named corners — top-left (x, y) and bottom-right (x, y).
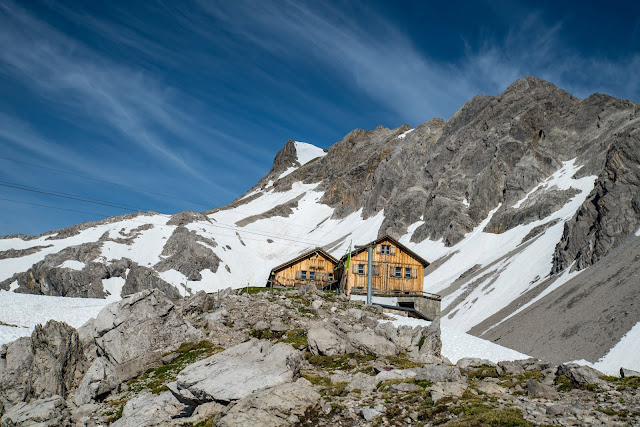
top-left (375, 369), bottom-right (417, 382)
top-left (456, 358), bottom-right (496, 372)
top-left (346, 373), bottom-right (378, 394)
top-left (375, 320), bottom-right (441, 359)
top-left (360, 404), bottom-right (386, 422)
top-left (526, 379), bottom-right (560, 400)
top-left (497, 360), bottom-right (526, 375)
top-left (111, 391), bottom-right (186, 427)
top-left (347, 330), bottom-right (396, 356)
top-left (430, 381), bottom-right (467, 402)
top-left (620, 367), bottom-right (640, 378)
top-left (414, 364), bottom-right (463, 383)
top-left (307, 323), bottom-right (351, 356)
top-left (182, 290), bottom-right (217, 314)
top-left (217, 378), bottom-right (321, 427)
top-left (0, 321), bottom-right (84, 414)
top-left (175, 339), bottom-right (302, 404)
top-left (474, 381), bottom-right (508, 394)
top-left (556, 363), bottom-right (605, 386)
top-left (0, 395), bottom-right (67, 427)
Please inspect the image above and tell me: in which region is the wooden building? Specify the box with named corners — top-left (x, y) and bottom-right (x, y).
top-left (338, 235), bottom-right (430, 295)
top-left (268, 248), bottom-right (338, 289)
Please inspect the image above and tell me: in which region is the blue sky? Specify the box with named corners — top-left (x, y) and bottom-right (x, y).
top-left (1, 0), bottom-right (639, 235)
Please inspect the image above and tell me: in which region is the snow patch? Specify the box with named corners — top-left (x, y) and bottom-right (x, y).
top-left (294, 141), bottom-right (326, 165)
top-left (102, 277), bottom-right (126, 302)
top-left (9, 280), bottom-right (18, 292)
top-left (381, 314), bottom-right (529, 363)
top-left (0, 290), bottom-right (110, 346)
top-left (59, 260), bottom-right (85, 270)
top-left (513, 159), bottom-right (584, 209)
top-left (398, 128), bottom-right (414, 139)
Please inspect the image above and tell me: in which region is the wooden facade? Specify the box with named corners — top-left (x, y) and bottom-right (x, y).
top-left (269, 248), bottom-right (338, 289)
top-left (338, 235), bottom-right (429, 295)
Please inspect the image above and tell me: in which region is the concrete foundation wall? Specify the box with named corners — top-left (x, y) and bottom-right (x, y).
top-left (351, 295), bottom-right (441, 320)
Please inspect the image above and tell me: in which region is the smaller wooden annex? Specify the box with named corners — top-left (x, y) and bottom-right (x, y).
top-left (268, 248), bottom-right (339, 289)
top-left (338, 235), bottom-right (430, 295)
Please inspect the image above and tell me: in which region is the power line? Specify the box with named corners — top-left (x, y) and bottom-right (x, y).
top-left (0, 181), bottom-right (140, 212)
top-left (0, 155), bottom-right (345, 240)
top-left (0, 155), bottom-right (211, 208)
top-left (0, 196), bottom-right (313, 249)
top-left (0, 182), bottom-right (333, 247)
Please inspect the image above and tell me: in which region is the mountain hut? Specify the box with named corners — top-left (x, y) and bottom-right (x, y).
top-left (268, 248), bottom-right (339, 289)
top-left (338, 235), bottom-right (430, 295)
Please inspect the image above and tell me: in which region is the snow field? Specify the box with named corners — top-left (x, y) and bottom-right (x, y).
top-left (0, 290), bottom-right (110, 346)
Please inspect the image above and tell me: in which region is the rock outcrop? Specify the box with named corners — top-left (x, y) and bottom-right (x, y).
top-left (175, 339), bottom-right (302, 404)
top-left (74, 290), bottom-right (201, 404)
top-left (0, 321), bottom-right (84, 417)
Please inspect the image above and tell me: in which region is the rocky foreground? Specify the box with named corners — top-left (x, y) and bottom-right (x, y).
top-left (0, 288), bottom-right (638, 426)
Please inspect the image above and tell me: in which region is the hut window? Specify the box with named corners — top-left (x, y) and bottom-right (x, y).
top-left (357, 264), bottom-right (365, 275)
top-left (301, 271), bottom-right (307, 280)
top-left (405, 268), bottom-right (411, 278)
top-left (395, 266), bottom-right (402, 277)
top-left (379, 244), bottom-right (391, 255)
top-left (328, 273), bottom-right (333, 281)
top-left (309, 271), bottom-right (316, 281)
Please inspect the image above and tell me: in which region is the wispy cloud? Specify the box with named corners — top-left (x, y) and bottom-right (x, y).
top-left (197, 2), bottom-right (640, 124)
top-left (0, 2), bottom-right (266, 193)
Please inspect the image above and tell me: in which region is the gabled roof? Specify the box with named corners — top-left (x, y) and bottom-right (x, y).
top-left (340, 235), bottom-right (430, 267)
top-left (271, 247), bottom-right (339, 273)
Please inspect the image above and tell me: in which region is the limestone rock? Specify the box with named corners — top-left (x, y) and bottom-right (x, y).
top-left (307, 322), bottom-right (351, 356)
top-left (0, 321), bottom-right (84, 414)
top-left (73, 357), bottom-right (119, 406)
top-left (111, 391), bottom-right (186, 427)
top-left (620, 367), bottom-right (640, 378)
top-left (456, 357), bottom-right (497, 371)
top-left (414, 364), bottom-right (463, 383)
top-left (556, 363), bottom-right (605, 386)
top-left (430, 381), bottom-right (468, 402)
top-left (217, 378), bottom-right (321, 427)
top-left (175, 339), bottom-right (302, 404)
top-left (0, 395), bottom-right (67, 427)
top-left (78, 289), bottom-right (201, 399)
top-left (526, 379), bottom-right (560, 400)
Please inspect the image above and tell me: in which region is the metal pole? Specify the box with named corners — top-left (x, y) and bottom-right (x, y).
top-left (367, 246), bottom-right (373, 305)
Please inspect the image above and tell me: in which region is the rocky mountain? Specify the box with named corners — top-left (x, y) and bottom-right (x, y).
top-left (1, 76), bottom-right (639, 373)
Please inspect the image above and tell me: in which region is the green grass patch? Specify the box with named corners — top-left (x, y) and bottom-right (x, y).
top-left (384, 354), bottom-right (421, 369)
top-left (277, 328), bottom-right (308, 349)
top-left (448, 404), bottom-right (533, 427)
top-left (467, 365), bottom-right (500, 380)
top-left (601, 375), bottom-right (640, 391)
top-left (128, 340), bottom-right (223, 395)
top-left (301, 372), bottom-right (332, 387)
top-left (417, 335), bottom-right (426, 350)
top-left (248, 328), bottom-right (286, 340)
top-left (238, 286), bottom-right (269, 295)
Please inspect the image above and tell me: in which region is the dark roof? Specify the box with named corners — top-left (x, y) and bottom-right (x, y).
top-left (271, 247), bottom-right (339, 273)
top-left (339, 235), bottom-right (430, 267)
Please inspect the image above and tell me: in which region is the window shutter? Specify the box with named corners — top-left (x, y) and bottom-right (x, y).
top-left (352, 264), bottom-right (358, 274)
top-left (373, 265), bottom-right (380, 276)
top-left (411, 268), bottom-right (417, 279)
top-left (376, 245), bottom-right (382, 254)
top-left (390, 246), bottom-right (396, 255)
top-left (389, 268), bottom-right (394, 278)
top-left (295, 271), bottom-right (302, 280)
